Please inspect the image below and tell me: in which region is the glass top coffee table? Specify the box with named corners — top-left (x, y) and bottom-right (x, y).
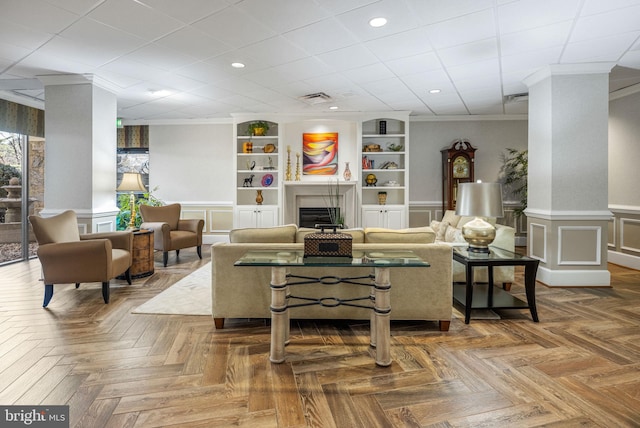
top-left (452, 246), bottom-right (540, 324)
top-left (235, 250), bottom-right (430, 366)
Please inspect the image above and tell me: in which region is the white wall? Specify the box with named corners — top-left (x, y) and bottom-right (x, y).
top-left (149, 124), bottom-right (232, 203)
top-left (408, 120), bottom-right (528, 204)
top-left (609, 90), bottom-right (640, 207)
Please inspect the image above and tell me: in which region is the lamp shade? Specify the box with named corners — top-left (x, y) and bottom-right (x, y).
top-left (455, 182), bottom-right (504, 218)
top-left (117, 172), bottom-right (146, 192)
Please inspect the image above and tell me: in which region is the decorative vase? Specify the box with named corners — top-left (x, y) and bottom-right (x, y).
top-left (343, 162), bottom-right (352, 181)
top-left (378, 191), bottom-right (387, 205)
top-left (255, 190), bottom-right (263, 205)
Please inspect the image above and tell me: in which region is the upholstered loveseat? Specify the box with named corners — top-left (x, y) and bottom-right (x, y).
top-left (432, 210), bottom-right (515, 288)
top-left (211, 225), bottom-right (454, 331)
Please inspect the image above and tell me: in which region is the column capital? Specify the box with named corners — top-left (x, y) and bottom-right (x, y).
top-left (523, 63), bottom-right (616, 88)
top-left (37, 73), bottom-right (119, 94)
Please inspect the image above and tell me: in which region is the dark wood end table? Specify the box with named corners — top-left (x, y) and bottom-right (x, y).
top-left (452, 246), bottom-right (539, 324)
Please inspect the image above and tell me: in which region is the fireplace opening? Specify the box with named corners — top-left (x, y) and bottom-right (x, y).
top-left (299, 207), bottom-right (339, 228)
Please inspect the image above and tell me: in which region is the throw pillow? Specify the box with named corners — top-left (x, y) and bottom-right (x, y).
top-left (436, 221), bottom-right (449, 241)
top-left (442, 210), bottom-right (461, 228)
top-left (429, 220), bottom-right (441, 234)
top-left (444, 225), bottom-right (465, 243)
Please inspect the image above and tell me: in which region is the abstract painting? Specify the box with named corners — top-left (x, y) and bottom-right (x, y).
top-left (302, 132), bottom-right (338, 175)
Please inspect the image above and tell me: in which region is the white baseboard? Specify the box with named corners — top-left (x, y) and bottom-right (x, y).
top-left (536, 266), bottom-right (611, 287)
top-left (608, 250), bottom-right (640, 271)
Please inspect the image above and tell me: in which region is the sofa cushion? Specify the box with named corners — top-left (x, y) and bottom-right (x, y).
top-left (229, 224), bottom-right (297, 243)
top-left (442, 210), bottom-right (461, 228)
top-left (444, 225), bottom-right (466, 243)
top-left (296, 227), bottom-right (365, 243)
top-left (364, 227), bottom-right (436, 244)
top-left (435, 221), bottom-right (449, 241)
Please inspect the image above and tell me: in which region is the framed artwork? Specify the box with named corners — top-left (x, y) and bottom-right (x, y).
top-left (302, 132), bottom-right (338, 175)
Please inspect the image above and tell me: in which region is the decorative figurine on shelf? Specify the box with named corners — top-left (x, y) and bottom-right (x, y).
top-left (243, 174), bottom-right (254, 187)
top-left (264, 156), bottom-right (275, 170)
top-left (343, 162), bottom-right (352, 181)
top-left (285, 145), bottom-right (292, 181)
top-left (255, 189), bottom-right (263, 205)
top-left (378, 191), bottom-right (387, 205)
top-left (295, 152), bottom-right (301, 181)
top-left (365, 173), bottom-right (377, 186)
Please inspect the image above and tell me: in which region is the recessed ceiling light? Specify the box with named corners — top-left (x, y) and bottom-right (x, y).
top-left (329, 106), bottom-right (339, 110)
top-left (231, 62), bottom-right (245, 68)
top-left (148, 89), bottom-right (169, 97)
top-left (369, 17), bottom-right (387, 27)
top-left (429, 89), bottom-right (441, 94)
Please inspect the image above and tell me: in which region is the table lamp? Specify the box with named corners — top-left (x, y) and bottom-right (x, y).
top-left (117, 172), bottom-right (146, 230)
top-left (455, 181), bottom-right (504, 252)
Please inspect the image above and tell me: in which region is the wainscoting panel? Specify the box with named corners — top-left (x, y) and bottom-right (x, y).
top-left (529, 222), bottom-right (547, 263)
top-left (620, 218), bottom-right (640, 253)
top-left (558, 226), bottom-right (601, 265)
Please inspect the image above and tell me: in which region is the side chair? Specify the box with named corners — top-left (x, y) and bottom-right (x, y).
top-left (139, 203), bottom-right (204, 267)
top-left (29, 210), bottom-right (133, 307)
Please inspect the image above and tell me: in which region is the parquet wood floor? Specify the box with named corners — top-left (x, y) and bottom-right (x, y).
top-left (1, 246), bottom-right (639, 427)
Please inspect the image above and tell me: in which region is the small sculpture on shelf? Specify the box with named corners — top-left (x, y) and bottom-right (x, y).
top-left (343, 162), bottom-right (351, 181)
top-left (285, 146), bottom-right (292, 181)
top-left (255, 189), bottom-right (263, 205)
top-left (365, 173), bottom-right (377, 187)
top-left (243, 174), bottom-right (254, 187)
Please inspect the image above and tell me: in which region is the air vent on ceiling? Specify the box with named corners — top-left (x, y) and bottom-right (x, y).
top-left (505, 93), bottom-right (529, 103)
top-left (298, 92), bottom-right (333, 105)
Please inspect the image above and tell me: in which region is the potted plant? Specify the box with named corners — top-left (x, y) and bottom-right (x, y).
top-left (500, 148), bottom-right (528, 217)
top-left (246, 121), bottom-right (270, 136)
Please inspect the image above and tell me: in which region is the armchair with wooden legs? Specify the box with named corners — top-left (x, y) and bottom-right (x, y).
top-left (28, 210), bottom-right (133, 308)
top-left (139, 203), bottom-right (204, 267)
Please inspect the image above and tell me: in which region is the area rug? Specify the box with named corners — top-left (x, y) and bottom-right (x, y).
top-left (132, 263), bottom-right (211, 316)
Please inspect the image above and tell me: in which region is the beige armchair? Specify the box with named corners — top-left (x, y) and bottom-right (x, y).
top-left (28, 210), bottom-right (133, 308)
top-left (139, 203), bottom-right (204, 266)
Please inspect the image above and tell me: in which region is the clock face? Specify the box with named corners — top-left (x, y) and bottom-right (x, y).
top-left (452, 156), bottom-right (470, 178)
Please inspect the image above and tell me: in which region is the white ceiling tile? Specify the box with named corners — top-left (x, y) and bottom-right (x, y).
top-left (243, 67), bottom-right (299, 87)
top-left (571, 4), bottom-right (640, 42)
top-left (315, 0), bottom-right (380, 15)
top-left (87, 0), bottom-right (184, 40)
top-left (0, 20), bottom-right (55, 51)
top-left (562, 32), bottom-right (640, 63)
top-left (358, 77), bottom-right (412, 95)
top-left (437, 38), bottom-right (498, 68)
top-left (317, 45), bottom-right (379, 71)
top-left (425, 9), bottom-right (496, 50)
top-left (192, 6), bottom-right (277, 49)
top-left (499, 21), bottom-right (573, 57)
top-left (0, 0), bottom-right (80, 34)
top-left (233, 36), bottom-right (309, 68)
top-left (385, 52), bottom-right (442, 76)
top-left (302, 72), bottom-right (355, 92)
top-left (364, 28), bottom-right (432, 62)
top-left (154, 27), bottom-right (232, 60)
top-left (174, 61), bottom-right (236, 86)
top-left (501, 47), bottom-right (563, 75)
top-left (124, 43), bottom-right (199, 72)
top-left (581, 0), bottom-right (640, 16)
top-left (272, 57), bottom-right (335, 81)
top-left (284, 18), bottom-right (359, 55)
top-left (341, 63), bottom-right (396, 83)
top-left (405, 0), bottom-right (494, 25)
top-left (447, 58), bottom-right (500, 82)
top-left (236, 0), bottom-right (330, 33)
top-left (497, 0), bottom-right (582, 35)
top-left (335, 0), bottom-right (421, 42)
top-left (136, 0), bottom-right (235, 24)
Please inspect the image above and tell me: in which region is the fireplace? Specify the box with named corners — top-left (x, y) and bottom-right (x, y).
top-left (283, 181), bottom-right (357, 228)
top-left (298, 207), bottom-right (339, 228)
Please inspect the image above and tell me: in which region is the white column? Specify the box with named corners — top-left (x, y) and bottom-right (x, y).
top-left (523, 64), bottom-right (614, 287)
top-left (38, 74), bottom-right (119, 233)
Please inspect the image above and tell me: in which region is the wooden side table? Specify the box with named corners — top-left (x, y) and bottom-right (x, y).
top-left (125, 229), bottom-right (154, 279)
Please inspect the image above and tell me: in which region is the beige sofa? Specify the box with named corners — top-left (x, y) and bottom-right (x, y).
top-left (432, 210), bottom-right (515, 288)
top-left (211, 225), bottom-right (453, 331)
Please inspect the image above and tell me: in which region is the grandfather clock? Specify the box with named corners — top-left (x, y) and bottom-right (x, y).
top-left (441, 139), bottom-right (476, 214)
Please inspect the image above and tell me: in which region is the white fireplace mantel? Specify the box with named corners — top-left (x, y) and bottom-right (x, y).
top-left (283, 181), bottom-right (358, 227)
